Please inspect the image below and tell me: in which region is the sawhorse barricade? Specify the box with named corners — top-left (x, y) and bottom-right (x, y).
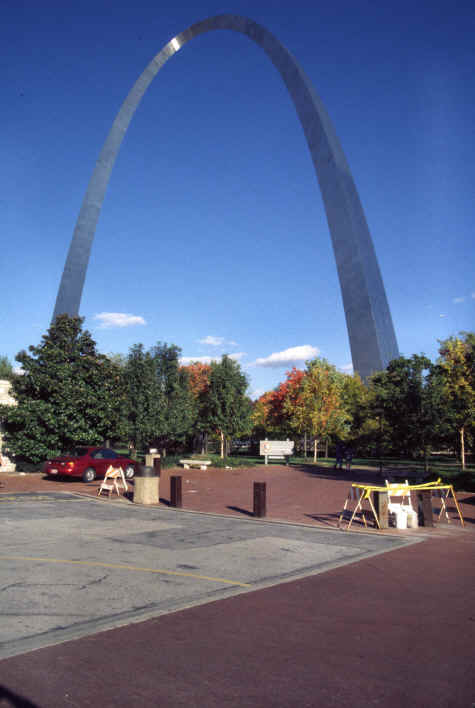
top-left (338, 485), bottom-right (380, 530)
top-left (410, 480), bottom-right (464, 527)
top-left (339, 479), bottom-right (464, 530)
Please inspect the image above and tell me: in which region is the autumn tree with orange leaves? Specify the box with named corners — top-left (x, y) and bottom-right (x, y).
top-left (252, 368), bottom-right (305, 439)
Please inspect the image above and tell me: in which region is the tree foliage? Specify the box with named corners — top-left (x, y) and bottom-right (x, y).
top-left (436, 333), bottom-right (475, 469)
top-left (0, 356), bottom-right (14, 380)
top-left (202, 356), bottom-right (250, 457)
top-left (0, 316), bottom-right (126, 463)
top-left (125, 343), bottom-right (196, 453)
top-left (293, 359), bottom-right (348, 460)
top-left (124, 344), bottom-right (166, 452)
top-left (368, 355), bottom-right (443, 465)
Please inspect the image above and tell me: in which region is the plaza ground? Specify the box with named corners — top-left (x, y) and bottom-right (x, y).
top-left (0, 463), bottom-right (474, 707)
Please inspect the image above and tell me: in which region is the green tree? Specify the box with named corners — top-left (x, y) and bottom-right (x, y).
top-left (202, 356), bottom-right (250, 457)
top-left (150, 343), bottom-right (196, 453)
top-left (124, 344), bottom-right (166, 453)
top-left (0, 356), bottom-right (14, 380)
top-left (0, 315), bottom-right (126, 464)
top-left (437, 333), bottom-right (475, 469)
top-left (339, 373), bottom-right (379, 453)
top-left (181, 362), bottom-right (212, 453)
top-left (368, 355), bottom-right (443, 467)
top-left (124, 343), bottom-right (196, 454)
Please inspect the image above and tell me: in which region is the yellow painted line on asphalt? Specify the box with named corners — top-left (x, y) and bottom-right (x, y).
top-left (0, 495), bottom-right (87, 502)
top-left (0, 556), bottom-right (251, 588)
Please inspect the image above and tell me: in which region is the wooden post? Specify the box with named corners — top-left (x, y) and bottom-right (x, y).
top-left (253, 482), bottom-right (266, 518)
top-left (374, 491), bottom-right (388, 529)
top-left (417, 490), bottom-right (433, 527)
top-left (170, 475), bottom-right (182, 508)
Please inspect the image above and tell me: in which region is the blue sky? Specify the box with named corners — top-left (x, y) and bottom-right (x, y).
top-left (2, 0), bottom-right (474, 398)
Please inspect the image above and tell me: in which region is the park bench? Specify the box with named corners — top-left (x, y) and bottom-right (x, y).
top-left (179, 459), bottom-right (211, 470)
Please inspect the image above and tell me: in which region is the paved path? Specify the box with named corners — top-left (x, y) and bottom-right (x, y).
top-left (0, 492), bottom-right (415, 660)
top-left (1, 468), bottom-right (474, 707)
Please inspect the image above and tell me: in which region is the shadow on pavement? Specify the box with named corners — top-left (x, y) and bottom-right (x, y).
top-left (291, 463), bottom-right (382, 484)
top-left (304, 512), bottom-right (347, 528)
top-left (227, 505), bottom-right (254, 517)
top-left (0, 685), bottom-right (38, 708)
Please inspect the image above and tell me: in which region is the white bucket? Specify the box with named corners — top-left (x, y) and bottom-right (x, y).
top-left (396, 509), bottom-right (407, 529)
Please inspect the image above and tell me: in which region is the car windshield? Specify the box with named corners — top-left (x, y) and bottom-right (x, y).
top-left (63, 447), bottom-right (90, 458)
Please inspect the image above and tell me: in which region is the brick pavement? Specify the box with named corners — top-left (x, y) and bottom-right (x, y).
top-left (2, 462), bottom-right (474, 529)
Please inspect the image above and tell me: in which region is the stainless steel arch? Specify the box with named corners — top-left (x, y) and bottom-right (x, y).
top-left (53, 13), bottom-right (399, 378)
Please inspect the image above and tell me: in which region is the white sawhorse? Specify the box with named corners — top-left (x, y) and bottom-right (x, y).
top-left (97, 466), bottom-right (128, 498)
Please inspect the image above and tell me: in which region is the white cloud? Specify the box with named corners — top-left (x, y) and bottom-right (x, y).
top-left (439, 314), bottom-right (447, 318)
top-left (198, 335), bottom-right (238, 347)
top-left (94, 312), bottom-right (146, 329)
top-left (340, 363), bottom-right (354, 372)
top-left (250, 387), bottom-right (266, 400)
top-left (13, 366), bottom-right (24, 376)
top-left (252, 345), bottom-right (320, 368)
top-left (453, 297), bottom-right (465, 304)
top-left (198, 335), bottom-right (224, 346)
top-left (180, 356), bottom-right (214, 365)
top-left (179, 352), bottom-right (245, 366)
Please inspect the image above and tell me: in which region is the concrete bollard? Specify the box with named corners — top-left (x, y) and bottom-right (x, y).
top-left (417, 490), bottom-right (433, 527)
top-left (133, 465), bottom-right (159, 505)
top-left (253, 482), bottom-right (266, 518)
top-left (170, 475), bottom-right (182, 508)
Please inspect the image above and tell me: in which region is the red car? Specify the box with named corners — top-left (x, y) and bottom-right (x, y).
top-left (43, 446), bottom-right (137, 483)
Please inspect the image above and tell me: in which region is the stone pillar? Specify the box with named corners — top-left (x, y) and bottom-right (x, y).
top-left (133, 466), bottom-right (159, 505)
top-left (0, 379), bottom-right (16, 473)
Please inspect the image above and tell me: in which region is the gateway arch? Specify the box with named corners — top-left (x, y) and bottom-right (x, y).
top-left (53, 14), bottom-right (399, 379)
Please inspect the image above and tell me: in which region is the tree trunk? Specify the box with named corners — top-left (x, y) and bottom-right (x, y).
top-left (304, 432), bottom-right (307, 458)
top-left (220, 431), bottom-right (224, 459)
top-left (325, 439), bottom-right (328, 458)
top-left (314, 438), bottom-right (319, 463)
top-left (204, 433), bottom-right (208, 454)
top-left (460, 426), bottom-right (465, 470)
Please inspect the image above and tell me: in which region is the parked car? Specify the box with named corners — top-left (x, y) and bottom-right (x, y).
top-left (43, 447), bottom-right (137, 483)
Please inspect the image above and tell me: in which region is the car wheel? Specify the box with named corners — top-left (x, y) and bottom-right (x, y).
top-left (125, 465), bottom-right (135, 480)
top-left (82, 467), bottom-right (96, 483)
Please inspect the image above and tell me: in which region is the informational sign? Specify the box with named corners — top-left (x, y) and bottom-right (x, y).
top-left (259, 439), bottom-right (294, 464)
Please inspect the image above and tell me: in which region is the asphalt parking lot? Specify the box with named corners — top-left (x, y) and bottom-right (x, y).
top-left (0, 491), bottom-right (420, 660)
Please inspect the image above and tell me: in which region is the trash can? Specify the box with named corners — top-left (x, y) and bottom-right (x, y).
top-left (133, 464), bottom-right (159, 505)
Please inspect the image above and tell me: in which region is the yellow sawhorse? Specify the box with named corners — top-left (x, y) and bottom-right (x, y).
top-left (338, 484), bottom-right (381, 530)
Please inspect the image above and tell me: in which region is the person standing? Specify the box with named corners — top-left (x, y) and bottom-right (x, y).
top-left (334, 443), bottom-right (344, 470)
